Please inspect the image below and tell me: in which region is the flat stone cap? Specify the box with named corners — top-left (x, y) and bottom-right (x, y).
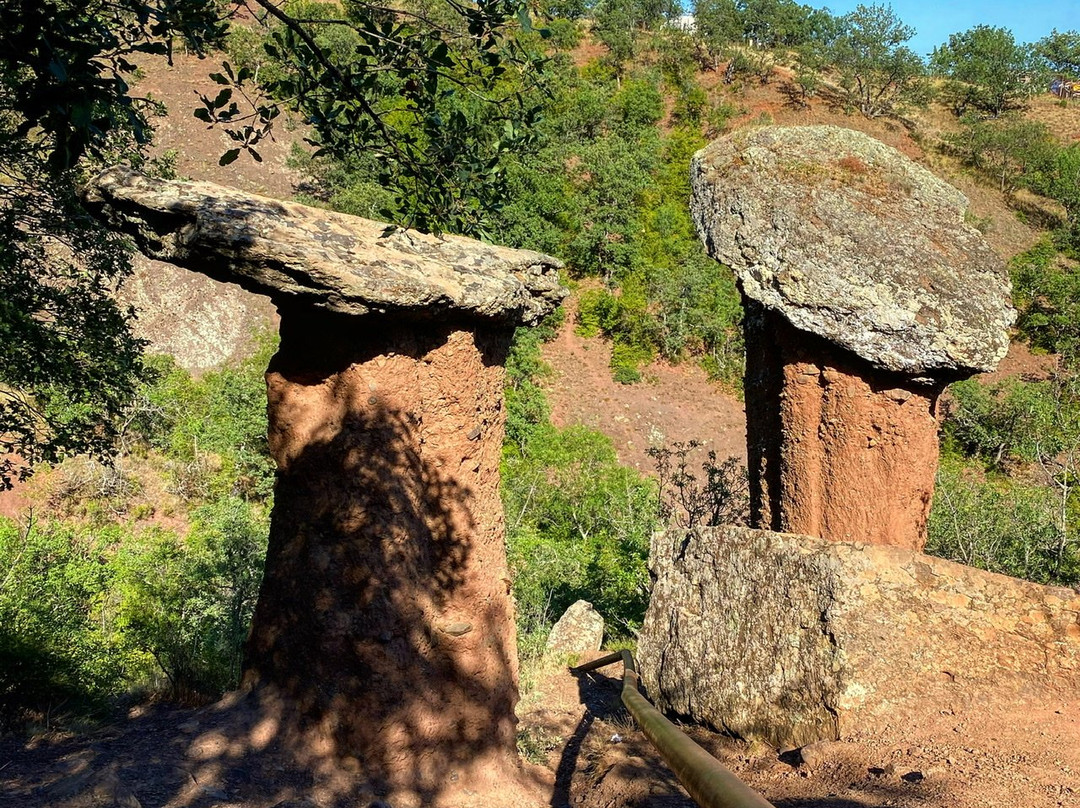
top-left (84, 167), bottom-right (565, 325)
top-left (691, 126), bottom-right (1014, 376)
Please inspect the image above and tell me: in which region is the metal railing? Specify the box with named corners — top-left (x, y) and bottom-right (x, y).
top-left (571, 650), bottom-right (774, 808)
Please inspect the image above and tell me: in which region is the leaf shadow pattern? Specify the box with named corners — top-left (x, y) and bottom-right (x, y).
top-left (234, 312), bottom-right (533, 806)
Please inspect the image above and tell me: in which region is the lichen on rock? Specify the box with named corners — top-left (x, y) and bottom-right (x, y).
top-left (691, 125), bottom-right (1014, 378)
top-left (83, 166), bottom-right (565, 326)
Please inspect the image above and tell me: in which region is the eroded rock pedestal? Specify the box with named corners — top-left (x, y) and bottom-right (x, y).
top-left (692, 126), bottom-right (1014, 548)
top-left (85, 168), bottom-right (565, 806)
top-left (638, 526), bottom-right (1080, 749)
top-left (743, 305), bottom-right (943, 545)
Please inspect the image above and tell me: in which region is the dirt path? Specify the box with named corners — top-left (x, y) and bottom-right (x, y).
top-left (520, 655), bottom-right (1080, 808)
top-left (3, 658), bottom-right (1076, 808)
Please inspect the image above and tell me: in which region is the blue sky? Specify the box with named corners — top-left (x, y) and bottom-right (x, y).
top-left (821, 1), bottom-right (1073, 59)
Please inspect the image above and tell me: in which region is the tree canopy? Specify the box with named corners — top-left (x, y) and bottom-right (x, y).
top-left (0, 0), bottom-right (227, 489)
top-left (1036, 29), bottom-right (1080, 77)
top-left (827, 3), bottom-right (926, 119)
top-left (931, 25), bottom-right (1045, 117)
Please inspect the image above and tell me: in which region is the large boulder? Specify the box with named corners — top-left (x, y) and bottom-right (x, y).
top-left (638, 526), bottom-right (1080, 749)
top-left (691, 125), bottom-right (1012, 377)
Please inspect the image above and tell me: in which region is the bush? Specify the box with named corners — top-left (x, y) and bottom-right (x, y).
top-left (0, 519), bottom-right (145, 728)
top-left (928, 459), bottom-right (1078, 586)
top-left (1011, 238), bottom-right (1080, 359)
top-left (648, 441), bottom-right (749, 527)
top-left (113, 498), bottom-right (267, 701)
top-left (503, 425), bottom-right (659, 657)
top-left (133, 332), bottom-right (278, 502)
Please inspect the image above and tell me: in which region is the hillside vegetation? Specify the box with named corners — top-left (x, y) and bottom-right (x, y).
top-left (1, 0), bottom-right (1079, 732)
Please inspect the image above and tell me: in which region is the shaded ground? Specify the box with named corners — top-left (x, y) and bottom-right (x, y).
top-left (4, 655), bottom-right (1077, 808)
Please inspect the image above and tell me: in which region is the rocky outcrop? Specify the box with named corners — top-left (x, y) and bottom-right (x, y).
top-left (84, 166), bottom-right (564, 326)
top-left (638, 526), bottom-right (1080, 750)
top-left (691, 126), bottom-right (1014, 548)
top-left (85, 168), bottom-right (565, 807)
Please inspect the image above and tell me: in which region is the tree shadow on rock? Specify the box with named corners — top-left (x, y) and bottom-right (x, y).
top-left (230, 313), bottom-right (527, 806)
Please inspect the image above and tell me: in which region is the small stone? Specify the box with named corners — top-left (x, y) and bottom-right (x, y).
top-left (546, 600), bottom-right (605, 657)
top-left (798, 740), bottom-right (846, 770)
top-left (439, 621), bottom-right (472, 637)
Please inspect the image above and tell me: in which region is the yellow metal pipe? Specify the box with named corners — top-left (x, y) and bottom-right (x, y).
top-left (572, 650), bottom-right (774, 808)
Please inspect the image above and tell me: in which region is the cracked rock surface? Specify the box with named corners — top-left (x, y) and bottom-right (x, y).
top-left (84, 166), bottom-right (565, 326)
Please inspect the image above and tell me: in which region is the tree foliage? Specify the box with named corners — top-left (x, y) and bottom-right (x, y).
top-left (200, 0), bottom-right (548, 235)
top-left (1036, 28), bottom-right (1080, 77)
top-left (1010, 238), bottom-right (1080, 358)
top-left (826, 3), bottom-right (927, 119)
top-left (931, 25), bottom-right (1045, 117)
top-left (0, 0), bottom-right (226, 489)
top-left (944, 114), bottom-right (1055, 193)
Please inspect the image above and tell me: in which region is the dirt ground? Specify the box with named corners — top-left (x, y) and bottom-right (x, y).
top-left (2, 653), bottom-right (1077, 808)
top-left (541, 296), bottom-right (748, 476)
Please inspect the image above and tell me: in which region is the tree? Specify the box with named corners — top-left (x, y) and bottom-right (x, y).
top-left (0, 0), bottom-right (544, 487)
top-left (944, 114), bottom-right (1054, 193)
top-left (738, 0), bottom-right (833, 49)
top-left (1027, 143), bottom-right (1080, 251)
top-left (0, 0), bottom-right (226, 489)
top-left (931, 25), bottom-right (1045, 117)
top-left (828, 4), bottom-right (926, 119)
top-left (593, 0), bottom-right (677, 71)
top-left (1036, 29), bottom-right (1080, 77)
top-left (201, 0), bottom-right (547, 236)
top-left (693, 0), bottom-right (741, 70)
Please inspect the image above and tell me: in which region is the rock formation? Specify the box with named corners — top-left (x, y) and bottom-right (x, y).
top-left (85, 167), bottom-right (565, 806)
top-left (638, 526), bottom-right (1080, 749)
top-left (545, 600), bottom-right (605, 658)
top-left (691, 126), bottom-right (1014, 548)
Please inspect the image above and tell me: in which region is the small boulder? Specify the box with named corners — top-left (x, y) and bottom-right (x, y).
top-left (545, 600), bottom-right (605, 657)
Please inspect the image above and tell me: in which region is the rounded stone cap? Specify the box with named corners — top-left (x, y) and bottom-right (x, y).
top-left (691, 126), bottom-right (1014, 377)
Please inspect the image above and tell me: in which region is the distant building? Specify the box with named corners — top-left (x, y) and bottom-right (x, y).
top-left (669, 14), bottom-right (695, 32)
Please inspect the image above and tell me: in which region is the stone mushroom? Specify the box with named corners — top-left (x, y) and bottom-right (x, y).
top-left (84, 167), bottom-right (565, 806)
top-left (691, 126), bottom-right (1014, 549)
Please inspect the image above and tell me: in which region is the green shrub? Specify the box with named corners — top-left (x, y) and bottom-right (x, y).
top-left (928, 459), bottom-right (1078, 586)
top-left (503, 424), bottom-right (659, 658)
top-left (0, 519), bottom-right (144, 728)
top-left (943, 377), bottom-right (1065, 466)
top-left (1011, 238), bottom-right (1080, 360)
top-left (134, 332), bottom-right (278, 502)
top-left (114, 498), bottom-right (267, 701)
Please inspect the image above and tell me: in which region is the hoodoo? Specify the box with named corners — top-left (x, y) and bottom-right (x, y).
top-left (85, 167), bottom-right (565, 806)
top-left (691, 125), bottom-right (1014, 549)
